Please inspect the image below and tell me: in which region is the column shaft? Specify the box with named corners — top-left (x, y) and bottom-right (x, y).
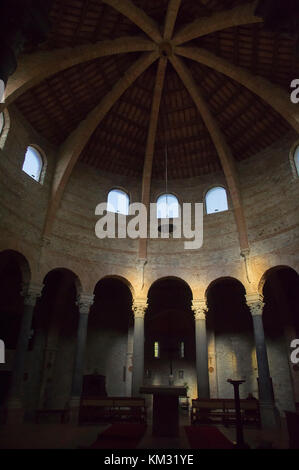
top-left (9, 303), bottom-right (35, 399)
top-left (6, 283), bottom-right (42, 423)
top-left (195, 317), bottom-right (210, 398)
top-left (193, 300), bottom-right (210, 399)
top-left (247, 294), bottom-right (278, 429)
top-left (68, 293), bottom-right (93, 423)
top-left (71, 312), bottom-right (89, 397)
top-left (132, 300), bottom-right (147, 396)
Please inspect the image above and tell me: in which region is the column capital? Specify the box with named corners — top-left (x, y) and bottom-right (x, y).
top-left (246, 293), bottom-right (264, 316)
top-left (22, 283), bottom-right (43, 306)
top-left (133, 299), bottom-right (148, 318)
top-left (76, 293), bottom-right (94, 315)
top-left (192, 299), bottom-right (207, 320)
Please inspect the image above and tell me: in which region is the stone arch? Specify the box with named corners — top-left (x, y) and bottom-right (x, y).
top-left (0, 249), bottom-right (31, 287)
top-left (259, 265), bottom-right (299, 414)
top-left (258, 265), bottom-right (298, 296)
top-left (43, 267), bottom-right (82, 297)
top-left (205, 276), bottom-right (246, 301)
top-left (96, 274), bottom-right (135, 299)
top-left (147, 275), bottom-right (193, 300)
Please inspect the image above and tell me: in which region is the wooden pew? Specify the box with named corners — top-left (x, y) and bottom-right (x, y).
top-left (191, 399), bottom-right (225, 425)
top-left (79, 396), bottom-right (147, 424)
top-left (191, 398), bottom-right (260, 427)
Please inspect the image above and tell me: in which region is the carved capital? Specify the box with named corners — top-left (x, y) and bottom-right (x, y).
top-left (246, 293), bottom-right (264, 316)
top-left (76, 293), bottom-right (94, 315)
top-left (22, 283), bottom-right (43, 307)
top-left (133, 299), bottom-right (148, 318)
top-left (192, 299), bottom-right (207, 320)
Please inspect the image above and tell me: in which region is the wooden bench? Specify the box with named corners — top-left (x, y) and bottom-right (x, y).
top-left (191, 399), bottom-right (226, 425)
top-left (35, 408), bottom-right (70, 424)
top-left (79, 396), bottom-right (147, 424)
top-left (191, 398), bottom-right (260, 427)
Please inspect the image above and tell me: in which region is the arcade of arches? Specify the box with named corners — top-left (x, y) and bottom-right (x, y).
top-left (0, 1), bottom-right (299, 445)
top-left (0, 248), bottom-right (298, 432)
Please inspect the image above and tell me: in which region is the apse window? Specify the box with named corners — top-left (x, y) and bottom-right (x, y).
top-left (156, 194), bottom-right (179, 219)
top-left (107, 189), bottom-right (129, 215)
top-left (294, 145), bottom-right (299, 177)
top-left (205, 186), bottom-right (228, 214)
top-left (180, 341), bottom-right (185, 359)
top-left (154, 341), bottom-right (160, 358)
top-left (22, 146), bottom-right (44, 182)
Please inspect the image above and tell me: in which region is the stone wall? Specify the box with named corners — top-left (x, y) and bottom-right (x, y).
top-left (0, 107), bottom-right (298, 413)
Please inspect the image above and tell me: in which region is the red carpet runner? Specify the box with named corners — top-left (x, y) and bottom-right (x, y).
top-left (89, 423), bottom-right (147, 449)
top-left (184, 426), bottom-right (234, 449)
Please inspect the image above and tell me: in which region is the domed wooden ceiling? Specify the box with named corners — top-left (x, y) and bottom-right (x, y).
top-left (14, 0), bottom-right (298, 180)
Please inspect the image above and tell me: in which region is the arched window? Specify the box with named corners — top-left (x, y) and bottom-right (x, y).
top-left (205, 186), bottom-right (228, 214)
top-left (0, 112), bottom-right (4, 136)
top-left (107, 189), bottom-right (129, 215)
top-left (0, 109), bottom-right (10, 150)
top-left (157, 194), bottom-right (179, 219)
top-left (294, 145), bottom-right (299, 177)
top-left (22, 146), bottom-right (43, 182)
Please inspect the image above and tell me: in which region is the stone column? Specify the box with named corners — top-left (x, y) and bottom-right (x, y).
top-left (246, 293), bottom-right (278, 429)
top-left (192, 300), bottom-right (210, 399)
top-left (132, 299), bottom-right (147, 396)
top-left (208, 328), bottom-right (219, 398)
top-left (68, 293), bottom-right (94, 424)
top-left (6, 283), bottom-right (43, 423)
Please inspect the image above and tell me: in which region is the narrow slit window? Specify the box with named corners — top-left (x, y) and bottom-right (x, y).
top-left (0, 112), bottom-right (4, 136)
top-left (294, 145), bottom-right (299, 176)
top-left (180, 341), bottom-right (185, 359)
top-left (154, 341), bottom-right (160, 358)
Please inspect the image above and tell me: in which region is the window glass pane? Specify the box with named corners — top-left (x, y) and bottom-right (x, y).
top-left (295, 146), bottom-right (299, 176)
top-left (154, 341), bottom-right (160, 358)
top-left (107, 189), bottom-right (129, 215)
top-left (22, 146), bottom-right (43, 182)
top-left (206, 187), bottom-right (228, 214)
top-left (180, 341), bottom-right (185, 359)
top-left (0, 112), bottom-right (4, 135)
top-left (157, 194), bottom-right (179, 218)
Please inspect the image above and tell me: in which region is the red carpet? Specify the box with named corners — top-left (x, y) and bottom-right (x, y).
top-left (89, 422), bottom-right (147, 449)
top-left (185, 426), bottom-right (234, 449)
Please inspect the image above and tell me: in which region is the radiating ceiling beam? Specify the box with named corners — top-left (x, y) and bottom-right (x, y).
top-left (0, 37), bottom-right (156, 113)
top-left (169, 55), bottom-right (249, 252)
top-left (176, 46), bottom-right (299, 133)
top-left (172, 1), bottom-right (262, 45)
top-left (102, 0), bottom-right (162, 43)
top-left (43, 51), bottom-right (158, 238)
top-left (139, 57), bottom-right (168, 259)
top-left (164, 0), bottom-right (182, 41)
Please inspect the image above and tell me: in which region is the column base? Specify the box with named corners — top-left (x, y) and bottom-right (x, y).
top-left (5, 398), bottom-right (25, 425)
top-left (260, 401), bottom-right (280, 429)
top-left (67, 396), bottom-right (81, 425)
